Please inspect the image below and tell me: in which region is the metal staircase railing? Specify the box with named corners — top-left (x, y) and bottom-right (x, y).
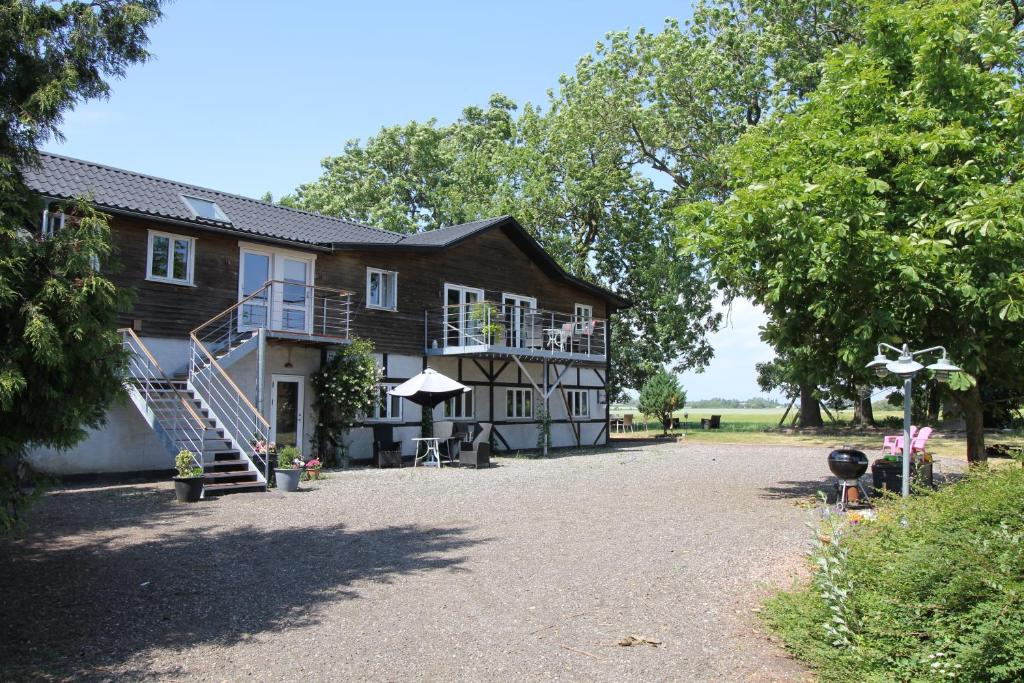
top-left (120, 328), bottom-right (205, 470)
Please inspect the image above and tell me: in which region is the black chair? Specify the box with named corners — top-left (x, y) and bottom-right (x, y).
top-left (700, 415), bottom-right (722, 430)
top-left (459, 423), bottom-right (492, 468)
top-left (373, 425), bottom-right (403, 468)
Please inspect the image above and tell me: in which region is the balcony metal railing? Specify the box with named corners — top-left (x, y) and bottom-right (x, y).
top-left (424, 301), bottom-right (607, 359)
top-left (193, 280), bottom-right (354, 357)
top-left (121, 328), bottom-right (206, 469)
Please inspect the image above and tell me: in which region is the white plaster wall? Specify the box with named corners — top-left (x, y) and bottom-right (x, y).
top-left (226, 343), bottom-right (322, 459)
top-left (139, 335), bottom-right (190, 377)
top-left (26, 399), bottom-right (171, 474)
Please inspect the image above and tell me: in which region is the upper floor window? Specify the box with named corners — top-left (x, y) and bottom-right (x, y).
top-left (441, 392), bottom-right (473, 421)
top-left (574, 303), bottom-right (594, 334)
top-left (40, 208), bottom-right (65, 238)
top-left (567, 389), bottom-right (590, 418)
top-left (369, 383), bottom-right (403, 421)
top-left (180, 195), bottom-right (230, 223)
top-left (367, 268), bottom-right (397, 310)
top-left (506, 388), bottom-right (533, 419)
top-left (147, 230), bottom-right (195, 286)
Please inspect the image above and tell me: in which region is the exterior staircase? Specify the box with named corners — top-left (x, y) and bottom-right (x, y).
top-left (121, 329), bottom-right (267, 495)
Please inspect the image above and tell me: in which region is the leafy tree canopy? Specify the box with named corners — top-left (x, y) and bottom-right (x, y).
top-left (284, 2), bottom-right (862, 398)
top-left (638, 369), bottom-right (686, 435)
top-left (683, 0), bottom-right (1024, 460)
top-left (0, 0), bottom-right (163, 530)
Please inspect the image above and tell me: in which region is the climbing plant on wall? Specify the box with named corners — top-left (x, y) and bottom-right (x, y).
top-left (310, 338), bottom-right (381, 466)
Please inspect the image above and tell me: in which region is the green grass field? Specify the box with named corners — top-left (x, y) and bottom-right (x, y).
top-left (607, 405), bottom-right (1022, 460)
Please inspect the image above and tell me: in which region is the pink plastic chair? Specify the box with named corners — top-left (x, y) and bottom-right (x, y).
top-left (882, 426), bottom-right (917, 455)
top-left (909, 426), bottom-right (933, 453)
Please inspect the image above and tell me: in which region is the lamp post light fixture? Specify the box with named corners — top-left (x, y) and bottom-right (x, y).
top-left (865, 343), bottom-right (961, 497)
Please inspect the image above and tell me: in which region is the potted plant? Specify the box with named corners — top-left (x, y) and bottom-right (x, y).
top-left (274, 446), bottom-right (303, 492)
top-left (173, 449), bottom-right (204, 502)
top-left (303, 458), bottom-right (323, 481)
top-left (469, 301), bottom-right (506, 345)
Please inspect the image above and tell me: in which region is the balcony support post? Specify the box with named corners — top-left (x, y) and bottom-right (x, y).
top-left (256, 327), bottom-right (267, 417)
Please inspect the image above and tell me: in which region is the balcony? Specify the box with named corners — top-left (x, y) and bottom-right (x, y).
top-left (424, 301), bottom-right (607, 363)
top-left (194, 280), bottom-right (354, 358)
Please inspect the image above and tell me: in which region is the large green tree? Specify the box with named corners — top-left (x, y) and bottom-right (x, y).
top-left (685, 0), bottom-right (1024, 461)
top-left (286, 2), bottom-right (861, 398)
top-left (0, 0), bottom-right (163, 529)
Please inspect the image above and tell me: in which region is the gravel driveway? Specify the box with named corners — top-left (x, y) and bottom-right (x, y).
top-left (1, 441), bottom-right (829, 682)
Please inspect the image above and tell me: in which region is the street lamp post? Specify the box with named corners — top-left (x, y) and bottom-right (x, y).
top-left (866, 344), bottom-right (961, 497)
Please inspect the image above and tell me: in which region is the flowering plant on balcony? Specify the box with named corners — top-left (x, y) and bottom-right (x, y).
top-left (311, 337), bottom-right (381, 466)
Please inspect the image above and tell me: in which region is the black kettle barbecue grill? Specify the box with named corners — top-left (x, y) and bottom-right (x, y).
top-left (828, 448), bottom-right (871, 510)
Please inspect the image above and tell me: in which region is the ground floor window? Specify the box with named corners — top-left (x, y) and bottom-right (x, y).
top-left (370, 383), bottom-right (402, 421)
top-left (567, 390), bottom-right (590, 418)
top-left (506, 388), bottom-right (533, 419)
top-left (442, 391), bottom-right (473, 420)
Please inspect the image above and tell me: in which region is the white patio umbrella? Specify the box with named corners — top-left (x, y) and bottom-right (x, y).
top-left (387, 368), bottom-right (471, 408)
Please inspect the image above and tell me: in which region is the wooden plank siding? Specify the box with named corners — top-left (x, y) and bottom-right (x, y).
top-left (105, 216), bottom-right (240, 337)
top-left (106, 216), bottom-right (611, 356)
top-left (319, 226), bottom-right (608, 356)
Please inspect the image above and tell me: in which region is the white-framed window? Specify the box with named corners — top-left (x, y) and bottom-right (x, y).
top-left (369, 383), bottom-right (403, 421)
top-left (41, 208), bottom-right (65, 238)
top-left (442, 392), bottom-right (474, 420)
top-left (506, 388), bottom-right (534, 419)
top-left (574, 303), bottom-right (594, 334)
top-left (147, 230), bottom-right (195, 285)
top-left (567, 390), bottom-right (590, 418)
top-left (366, 268), bottom-right (398, 310)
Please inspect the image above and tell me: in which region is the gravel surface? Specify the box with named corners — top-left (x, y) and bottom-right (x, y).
top-left (0, 441), bottom-right (831, 682)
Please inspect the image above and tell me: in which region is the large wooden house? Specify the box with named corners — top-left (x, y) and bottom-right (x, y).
top-left (25, 153), bottom-right (629, 491)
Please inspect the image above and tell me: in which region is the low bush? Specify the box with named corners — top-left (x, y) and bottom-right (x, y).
top-left (763, 465), bottom-right (1024, 682)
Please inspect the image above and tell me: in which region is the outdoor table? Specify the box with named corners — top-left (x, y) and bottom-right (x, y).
top-left (412, 437), bottom-right (444, 468)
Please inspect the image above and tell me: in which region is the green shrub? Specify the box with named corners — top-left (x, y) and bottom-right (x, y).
top-left (764, 466), bottom-right (1024, 682)
top-left (276, 446), bottom-right (301, 469)
top-left (174, 450), bottom-right (202, 478)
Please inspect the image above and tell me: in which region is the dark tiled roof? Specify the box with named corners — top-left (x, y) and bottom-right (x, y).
top-left (26, 153), bottom-right (629, 307)
top-left (395, 216), bottom-right (509, 246)
top-left (24, 153), bottom-right (402, 247)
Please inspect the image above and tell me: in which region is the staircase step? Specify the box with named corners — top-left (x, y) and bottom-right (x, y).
top-left (204, 480), bottom-right (266, 495)
top-left (210, 450), bottom-right (241, 460)
top-left (204, 471), bottom-right (259, 484)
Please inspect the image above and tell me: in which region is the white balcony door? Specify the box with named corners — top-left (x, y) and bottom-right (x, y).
top-left (239, 247), bottom-right (314, 334)
top-left (276, 257), bottom-right (311, 333)
top-left (502, 293), bottom-right (537, 348)
top-left (444, 284), bottom-right (484, 347)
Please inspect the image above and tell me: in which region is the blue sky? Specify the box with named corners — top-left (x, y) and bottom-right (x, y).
top-left (44, 0), bottom-right (776, 400)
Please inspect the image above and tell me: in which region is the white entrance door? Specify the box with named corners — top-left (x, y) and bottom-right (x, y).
top-left (502, 293), bottom-right (537, 349)
top-left (239, 248), bottom-right (314, 334)
top-left (270, 374), bottom-right (305, 455)
top-left (444, 284), bottom-right (485, 347)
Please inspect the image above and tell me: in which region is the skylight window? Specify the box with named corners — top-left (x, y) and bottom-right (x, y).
top-left (181, 195), bottom-right (230, 223)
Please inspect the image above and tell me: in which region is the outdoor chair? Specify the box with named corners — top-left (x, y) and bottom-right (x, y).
top-left (372, 425), bottom-right (403, 468)
top-left (460, 423), bottom-right (492, 468)
top-left (433, 420), bottom-right (456, 463)
top-left (909, 426), bottom-right (934, 453)
top-left (622, 414), bottom-right (636, 433)
top-left (882, 426), bottom-right (918, 455)
top-left (700, 415), bottom-right (722, 430)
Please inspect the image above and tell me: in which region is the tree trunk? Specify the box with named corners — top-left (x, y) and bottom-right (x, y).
top-left (798, 383), bottom-right (824, 428)
top-left (927, 384), bottom-right (941, 423)
top-left (953, 384), bottom-right (986, 463)
top-left (853, 396), bottom-right (875, 426)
